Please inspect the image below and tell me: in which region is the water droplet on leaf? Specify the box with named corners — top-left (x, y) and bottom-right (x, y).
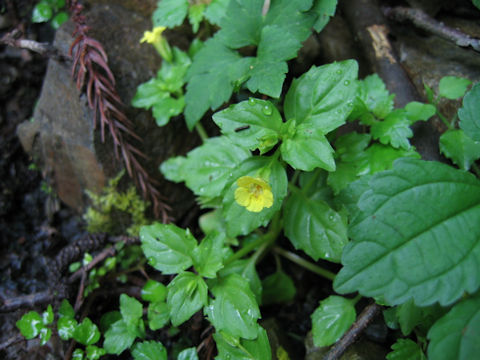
top-left (336, 69), bottom-right (342, 74)
top-left (344, 80), bottom-right (350, 86)
top-left (248, 98), bottom-right (256, 106)
top-left (262, 105), bottom-right (273, 116)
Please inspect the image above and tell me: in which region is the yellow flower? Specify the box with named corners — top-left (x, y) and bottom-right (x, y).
top-left (140, 26), bottom-right (166, 44)
top-left (234, 176), bottom-right (274, 213)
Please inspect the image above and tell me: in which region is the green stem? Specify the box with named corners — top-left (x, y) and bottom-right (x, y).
top-left (351, 293), bottom-right (362, 305)
top-left (195, 122), bottom-right (208, 142)
top-left (273, 246), bottom-right (336, 281)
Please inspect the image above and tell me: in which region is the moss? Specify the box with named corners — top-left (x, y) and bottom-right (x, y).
top-left (83, 171), bottom-right (149, 236)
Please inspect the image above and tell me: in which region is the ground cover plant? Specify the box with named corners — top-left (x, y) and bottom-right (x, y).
top-left (7, 0), bottom-right (480, 359)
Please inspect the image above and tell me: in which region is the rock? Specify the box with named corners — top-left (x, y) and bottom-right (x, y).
top-left (17, 3), bottom-right (199, 218)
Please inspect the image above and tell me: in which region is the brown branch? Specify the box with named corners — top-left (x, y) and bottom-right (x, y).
top-left (0, 291), bottom-right (54, 313)
top-left (68, 246), bottom-right (116, 283)
top-left (323, 302), bottom-right (382, 360)
top-left (0, 334), bottom-right (24, 352)
top-left (384, 6), bottom-right (480, 52)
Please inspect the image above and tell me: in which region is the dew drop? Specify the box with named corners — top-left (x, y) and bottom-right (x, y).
top-left (344, 80), bottom-right (350, 86)
top-left (148, 257), bottom-right (156, 265)
top-left (329, 215), bottom-right (335, 221)
top-left (248, 98), bottom-right (256, 106)
top-left (199, 187), bottom-right (205, 193)
top-left (336, 69), bottom-right (342, 74)
top-left (262, 105), bottom-right (273, 116)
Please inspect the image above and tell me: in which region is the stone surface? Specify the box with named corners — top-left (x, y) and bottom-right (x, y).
top-left (17, 3), bottom-right (199, 218)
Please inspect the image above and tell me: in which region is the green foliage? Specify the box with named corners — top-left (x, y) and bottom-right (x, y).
top-left (440, 129), bottom-right (480, 170)
top-left (459, 83), bottom-right (480, 141)
top-left (438, 76), bottom-right (472, 99)
top-left (387, 339), bottom-right (426, 360)
top-left (32, 0), bottom-right (68, 29)
top-left (261, 270), bottom-right (296, 305)
top-left (84, 171), bottom-right (150, 236)
top-left (311, 296), bottom-right (356, 347)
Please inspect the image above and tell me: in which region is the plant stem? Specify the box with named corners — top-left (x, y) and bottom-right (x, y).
top-left (273, 246), bottom-right (336, 281)
top-left (195, 122), bottom-right (208, 142)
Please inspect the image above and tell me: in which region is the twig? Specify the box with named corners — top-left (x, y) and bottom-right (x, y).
top-left (0, 291), bottom-right (54, 313)
top-left (68, 246), bottom-right (116, 283)
top-left (384, 6), bottom-right (480, 52)
top-left (0, 334), bottom-right (24, 351)
top-left (0, 29), bottom-right (68, 61)
top-left (73, 269), bottom-right (87, 312)
top-left (323, 302), bottom-right (382, 360)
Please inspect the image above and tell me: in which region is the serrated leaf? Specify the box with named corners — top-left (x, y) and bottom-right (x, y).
top-left (312, 0), bottom-right (337, 32)
top-left (261, 270), bottom-right (296, 305)
top-left (219, 260), bottom-right (263, 304)
top-left (152, 96), bottom-right (185, 126)
top-left (152, 0), bottom-right (188, 28)
top-left (362, 143), bottom-right (420, 174)
top-left (73, 318), bottom-right (100, 346)
top-left (141, 280), bottom-right (167, 303)
top-left (439, 76), bottom-right (472, 100)
top-left (387, 338), bottom-right (426, 360)
top-left (334, 158), bottom-right (480, 306)
top-left (428, 293), bottom-right (480, 360)
top-left (311, 296), bottom-right (356, 347)
top-left (167, 272), bottom-right (208, 326)
top-left (351, 73), bottom-right (395, 120)
top-left (213, 99), bottom-right (282, 153)
top-left (205, 274), bottom-right (260, 339)
top-left (440, 129), bottom-right (480, 170)
top-left (161, 136), bottom-right (250, 198)
top-left (222, 156), bottom-right (288, 237)
top-left (131, 78), bottom-right (170, 109)
top-left (459, 83), bottom-right (480, 141)
top-left (120, 294), bottom-right (143, 327)
top-left (104, 320), bottom-right (137, 355)
top-left (281, 124), bottom-right (336, 171)
top-left (140, 223), bottom-right (197, 275)
top-left (370, 110), bottom-right (413, 150)
top-left (204, 0), bottom-right (230, 25)
top-left (185, 37), bottom-right (252, 129)
top-left (192, 232), bottom-right (225, 278)
top-left (132, 340), bottom-right (167, 360)
top-left (335, 132), bottom-right (372, 162)
top-left (148, 301), bottom-right (170, 330)
top-left (214, 326), bottom-right (271, 360)
top-left (86, 345), bottom-right (106, 360)
top-left (405, 101), bottom-right (436, 123)
top-left (188, 4), bottom-right (205, 33)
top-left (284, 60), bottom-right (358, 132)
top-left (284, 189), bottom-right (348, 262)
top-left (177, 347), bottom-right (199, 360)
top-left (58, 317), bottom-right (77, 340)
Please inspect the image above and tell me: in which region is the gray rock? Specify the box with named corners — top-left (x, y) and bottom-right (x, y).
top-left (17, 3), bottom-right (198, 218)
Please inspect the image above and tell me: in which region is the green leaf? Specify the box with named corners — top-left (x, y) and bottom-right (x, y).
top-left (188, 4), bottom-right (205, 33)
top-left (16, 311), bottom-right (43, 339)
top-left (148, 301), bottom-right (170, 330)
top-left (362, 143), bottom-right (420, 174)
top-left (351, 73), bottom-right (395, 120)
top-left (192, 232), bottom-right (225, 278)
top-left (440, 129), bottom-right (480, 170)
top-left (132, 340), bottom-right (167, 360)
top-left (214, 326), bottom-right (271, 360)
top-left (204, 0), bottom-right (230, 25)
top-left (395, 299), bottom-right (423, 336)
top-left (219, 260), bottom-right (263, 304)
top-left (284, 190), bottom-right (348, 262)
top-left (59, 299), bottom-right (75, 318)
top-left (284, 60), bottom-right (358, 132)
top-left (86, 345), bottom-right (106, 360)
top-left (459, 83), bottom-right (480, 141)
top-left (58, 317), bottom-right (77, 340)
top-left (213, 99), bottom-right (283, 153)
top-left (261, 270), bottom-right (296, 305)
top-left (167, 272), bottom-right (208, 326)
top-left (39, 327), bottom-right (52, 345)
top-left (387, 339), bottom-right (426, 360)
top-left (161, 136), bottom-right (250, 198)
top-left (311, 296), bottom-right (356, 347)
top-left (474, 0), bottom-right (480, 10)
top-left (152, 96), bottom-right (185, 126)
top-left (42, 304), bottom-right (54, 325)
top-left (32, 3), bottom-right (53, 23)
top-left (428, 293), bottom-right (480, 360)
top-left (217, 0), bottom-right (263, 48)
top-left (405, 102), bottom-right (436, 123)
top-left (120, 294), bottom-right (143, 327)
top-left (281, 124), bottom-right (336, 171)
top-left (142, 280), bottom-right (167, 303)
top-left (72, 349), bottom-right (84, 360)
top-left (205, 274), bottom-right (260, 339)
top-left (177, 347), bottom-right (199, 360)
top-left (185, 37), bottom-right (252, 129)
top-left (312, 0), bottom-right (337, 32)
top-left (140, 223), bottom-right (197, 275)
top-left (222, 156), bottom-right (288, 237)
top-left (51, 12), bottom-right (68, 29)
top-left (334, 158), bottom-right (480, 306)
top-left (439, 76), bottom-right (472, 99)
top-left (131, 79), bottom-right (170, 109)
top-left (104, 320), bottom-right (137, 355)
top-left (370, 110), bottom-right (413, 150)
top-left (152, 0), bottom-right (189, 28)
top-left (73, 317), bottom-right (101, 346)
top-left (99, 311), bottom-right (121, 333)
